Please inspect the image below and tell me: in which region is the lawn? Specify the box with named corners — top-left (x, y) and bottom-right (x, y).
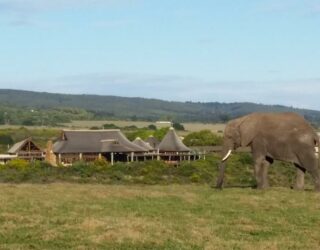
top-left (0, 184), bottom-right (319, 250)
top-left (61, 120), bottom-right (226, 133)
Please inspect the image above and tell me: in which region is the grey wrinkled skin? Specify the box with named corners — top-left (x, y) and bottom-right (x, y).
top-left (216, 112), bottom-right (320, 191)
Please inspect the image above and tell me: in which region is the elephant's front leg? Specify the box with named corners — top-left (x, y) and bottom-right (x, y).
top-left (253, 157), bottom-right (265, 189)
top-left (260, 160), bottom-right (270, 189)
top-left (293, 166), bottom-right (305, 191)
top-left (251, 139), bottom-right (270, 189)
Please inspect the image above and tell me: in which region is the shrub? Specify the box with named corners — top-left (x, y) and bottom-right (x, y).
top-left (103, 123), bottom-right (120, 129)
top-left (238, 152), bottom-right (254, 165)
top-left (173, 122), bottom-right (185, 131)
top-left (190, 173), bottom-right (201, 183)
top-left (125, 129), bottom-right (153, 141)
top-left (6, 159), bottom-right (30, 170)
top-left (0, 152), bottom-right (313, 188)
top-left (153, 127), bottom-right (170, 141)
top-left (183, 130), bottom-right (223, 146)
top-left (148, 124), bottom-right (157, 130)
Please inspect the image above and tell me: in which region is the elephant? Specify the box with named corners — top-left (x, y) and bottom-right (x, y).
top-left (215, 112), bottom-right (320, 191)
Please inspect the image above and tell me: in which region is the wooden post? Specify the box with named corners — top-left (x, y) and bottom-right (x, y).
top-left (157, 149), bottom-right (160, 161)
top-left (58, 154), bottom-right (62, 164)
top-left (131, 152), bottom-right (134, 162)
top-left (111, 152), bottom-right (114, 166)
top-left (203, 151), bottom-right (206, 160)
top-left (79, 153), bottom-right (83, 161)
top-left (188, 152), bottom-right (191, 162)
top-left (98, 153), bottom-right (102, 160)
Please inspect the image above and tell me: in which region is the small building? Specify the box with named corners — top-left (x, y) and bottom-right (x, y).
top-left (158, 127), bottom-right (193, 163)
top-left (53, 130), bottom-right (147, 165)
top-left (145, 136), bottom-right (160, 150)
top-left (8, 138), bottom-right (44, 161)
top-left (132, 137), bottom-right (154, 152)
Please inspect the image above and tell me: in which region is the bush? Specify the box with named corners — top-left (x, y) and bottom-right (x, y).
top-left (0, 153), bottom-right (313, 188)
top-left (173, 122), bottom-right (185, 131)
top-left (153, 127), bottom-right (170, 141)
top-left (183, 130), bottom-right (223, 146)
top-left (103, 123), bottom-right (120, 129)
top-left (6, 159), bottom-right (30, 170)
top-left (125, 129), bottom-right (153, 141)
top-left (190, 173), bottom-right (201, 183)
top-left (147, 124), bottom-right (157, 130)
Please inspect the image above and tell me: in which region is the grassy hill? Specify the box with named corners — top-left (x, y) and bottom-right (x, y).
top-left (1, 89), bottom-right (320, 126)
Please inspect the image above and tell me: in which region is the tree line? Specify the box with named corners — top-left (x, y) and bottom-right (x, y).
top-left (1, 89), bottom-right (320, 126)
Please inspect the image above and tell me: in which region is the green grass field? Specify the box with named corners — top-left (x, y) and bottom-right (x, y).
top-left (61, 120), bottom-right (226, 133)
top-left (0, 184), bottom-right (320, 250)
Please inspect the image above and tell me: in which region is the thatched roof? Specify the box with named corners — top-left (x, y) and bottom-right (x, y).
top-left (133, 137), bottom-right (154, 151)
top-left (158, 127), bottom-right (191, 152)
top-left (53, 130), bottom-right (147, 154)
top-left (8, 138), bottom-right (42, 154)
top-left (145, 136), bottom-right (160, 149)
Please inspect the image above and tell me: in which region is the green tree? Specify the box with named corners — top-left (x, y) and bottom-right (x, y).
top-left (147, 124), bottom-right (157, 130)
top-left (173, 122), bottom-right (185, 131)
top-left (0, 134), bottom-right (14, 145)
top-left (22, 118), bottom-right (35, 126)
top-left (183, 130), bottom-right (223, 146)
top-left (0, 112), bottom-right (4, 124)
top-left (153, 127), bottom-right (170, 141)
top-left (103, 123), bottom-right (119, 129)
top-left (125, 129), bottom-right (153, 141)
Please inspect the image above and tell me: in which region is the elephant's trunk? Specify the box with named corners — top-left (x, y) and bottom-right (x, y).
top-left (216, 161), bottom-right (227, 189)
top-left (216, 148), bottom-right (232, 189)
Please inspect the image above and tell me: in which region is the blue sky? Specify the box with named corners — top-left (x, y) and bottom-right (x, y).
top-left (0, 0), bottom-right (320, 109)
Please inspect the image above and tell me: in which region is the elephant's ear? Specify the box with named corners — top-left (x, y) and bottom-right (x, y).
top-left (238, 116), bottom-right (258, 147)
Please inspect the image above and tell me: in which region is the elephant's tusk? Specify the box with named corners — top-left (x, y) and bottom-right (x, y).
top-left (222, 150), bottom-right (232, 162)
top-left (315, 147), bottom-right (319, 158)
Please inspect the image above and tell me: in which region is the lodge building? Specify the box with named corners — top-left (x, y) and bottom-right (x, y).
top-left (53, 129), bottom-right (147, 165)
top-left (1, 128), bottom-right (203, 165)
top-left (8, 138), bottom-right (44, 161)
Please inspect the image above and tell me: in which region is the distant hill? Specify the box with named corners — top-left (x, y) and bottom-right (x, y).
top-left (0, 89), bottom-right (320, 126)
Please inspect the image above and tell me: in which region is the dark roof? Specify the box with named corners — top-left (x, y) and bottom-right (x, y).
top-left (8, 139), bottom-right (28, 154)
top-left (133, 137), bottom-right (154, 151)
top-left (145, 136), bottom-right (160, 149)
top-left (158, 128), bottom-right (191, 152)
top-left (53, 130), bottom-right (147, 154)
top-left (8, 138), bottom-right (42, 154)
top-left (101, 140), bottom-right (144, 153)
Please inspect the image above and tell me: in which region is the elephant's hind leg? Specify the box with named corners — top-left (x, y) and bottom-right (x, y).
top-left (298, 150), bottom-right (320, 192)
